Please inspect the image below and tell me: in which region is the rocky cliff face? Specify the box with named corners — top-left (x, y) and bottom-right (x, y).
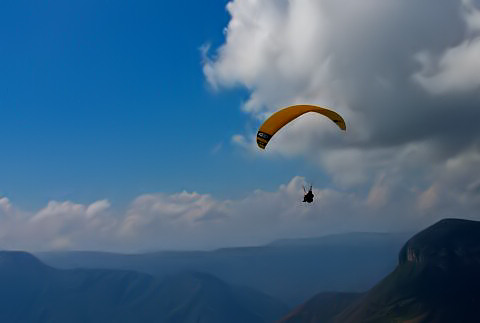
top-left (274, 218), bottom-right (480, 322)
top-left (335, 218), bottom-right (480, 323)
top-left (398, 218), bottom-right (480, 267)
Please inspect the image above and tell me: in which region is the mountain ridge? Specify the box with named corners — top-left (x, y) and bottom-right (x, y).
top-left (0, 251), bottom-right (288, 323)
top-left (37, 231), bottom-right (407, 305)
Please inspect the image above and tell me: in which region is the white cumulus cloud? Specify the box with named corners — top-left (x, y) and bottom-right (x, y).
top-left (203, 0), bottom-right (480, 225)
top-left (1, 174), bottom-right (478, 251)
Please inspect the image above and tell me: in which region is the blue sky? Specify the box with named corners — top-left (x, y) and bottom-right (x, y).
top-left (0, 0), bottom-right (479, 251)
top-left (0, 0), bottom-right (317, 210)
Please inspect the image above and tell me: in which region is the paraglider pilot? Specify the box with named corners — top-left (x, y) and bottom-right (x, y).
top-left (303, 186), bottom-right (314, 203)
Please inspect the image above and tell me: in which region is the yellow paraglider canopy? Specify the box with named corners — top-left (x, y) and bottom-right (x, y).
top-left (256, 105), bottom-right (346, 149)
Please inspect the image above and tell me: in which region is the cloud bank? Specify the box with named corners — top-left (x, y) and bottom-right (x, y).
top-left (1, 173), bottom-right (478, 252)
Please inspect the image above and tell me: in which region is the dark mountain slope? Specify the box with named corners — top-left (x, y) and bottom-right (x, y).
top-left (0, 251), bottom-right (287, 323)
top-left (336, 218), bottom-right (480, 323)
top-left (280, 292), bottom-right (361, 323)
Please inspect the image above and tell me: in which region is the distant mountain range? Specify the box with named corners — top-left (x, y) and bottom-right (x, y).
top-left (0, 251), bottom-right (287, 323)
top-left (3, 221), bottom-right (480, 322)
top-left (282, 219), bottom-right (480, 322)
top-left (37, 232), bottom-right (409, 305)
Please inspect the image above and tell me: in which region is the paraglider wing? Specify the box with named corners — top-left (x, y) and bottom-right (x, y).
top-left (256, 105), bottom-right (346, 149)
